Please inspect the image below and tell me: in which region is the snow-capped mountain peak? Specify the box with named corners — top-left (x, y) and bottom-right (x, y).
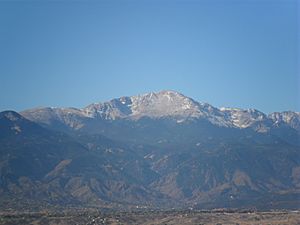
top-left (220, 107), bottom-right (269, 131)
top-left (129, 90), bottom-right (203, 119)
top-left (20, 90), bottom-right (300, 132)
top-left (83, 90), bottom-right (205, 120)
top-left (82, 90), bottom-right (239, 127)
top-left (269, 111), bottom-right (300, 131)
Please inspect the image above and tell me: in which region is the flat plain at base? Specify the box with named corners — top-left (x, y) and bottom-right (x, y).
top-left (0, 210), bottom-right (300, 225)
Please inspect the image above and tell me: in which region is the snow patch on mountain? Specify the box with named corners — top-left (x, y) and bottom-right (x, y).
top-left (269, 111), bottom-right (300, 131)
top-left (220, 107), bottom-right (268, 130)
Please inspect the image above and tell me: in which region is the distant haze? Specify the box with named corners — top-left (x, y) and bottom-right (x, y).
top-left (0, 0), bottom-right (298, 113)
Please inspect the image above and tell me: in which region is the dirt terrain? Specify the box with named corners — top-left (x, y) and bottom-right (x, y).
top-left (0, 210), bottom-right (299, 225)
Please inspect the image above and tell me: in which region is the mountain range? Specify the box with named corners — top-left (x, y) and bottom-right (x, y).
top-left (1, 90), bottom-right (300, 210)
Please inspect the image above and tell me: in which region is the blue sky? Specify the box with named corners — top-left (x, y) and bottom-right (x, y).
top-left (0, 0), bottom-right (299, 113)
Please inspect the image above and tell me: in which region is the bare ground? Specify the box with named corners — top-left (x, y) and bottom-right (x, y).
top-left (0, 210), bottom-right (299, 225)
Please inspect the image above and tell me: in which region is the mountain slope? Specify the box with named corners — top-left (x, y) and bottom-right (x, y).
top-left (1, 91), bottom-right (300, 209)
top-left (0, 111), bottom-right (167, 209)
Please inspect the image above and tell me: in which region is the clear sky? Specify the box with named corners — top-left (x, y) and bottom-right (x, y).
top-left (0, 0), bottom-right (299, 113)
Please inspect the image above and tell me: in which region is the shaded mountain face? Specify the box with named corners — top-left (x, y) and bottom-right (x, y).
top-left (1, 91), bottom-right (300, 210)
top-left (0, 111), bottom-right (165, 209)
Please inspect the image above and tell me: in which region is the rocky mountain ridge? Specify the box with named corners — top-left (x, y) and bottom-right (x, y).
top-left (21, 90), bottom-right (300, 133)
